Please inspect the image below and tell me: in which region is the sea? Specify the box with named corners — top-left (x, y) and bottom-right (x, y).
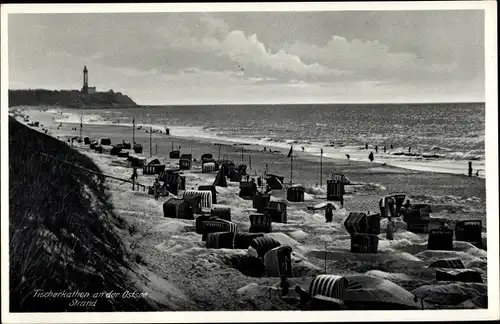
top-left (46, 102), bottom-right (486, 177)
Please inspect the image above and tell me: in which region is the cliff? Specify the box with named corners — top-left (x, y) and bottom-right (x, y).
top-left (9, 89), bottom-right (138, 108)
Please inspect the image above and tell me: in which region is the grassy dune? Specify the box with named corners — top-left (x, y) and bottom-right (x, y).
top-left (8, 117), bottom-right (158, 312)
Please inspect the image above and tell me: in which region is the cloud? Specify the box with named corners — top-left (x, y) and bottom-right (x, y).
top-left (7, 11), bottom-right (485, 104)
top-left (284, 35), bottom-right (463, 83)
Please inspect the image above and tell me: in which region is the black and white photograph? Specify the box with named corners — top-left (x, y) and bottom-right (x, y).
top-left (1, 2), bottom-right (498, 323)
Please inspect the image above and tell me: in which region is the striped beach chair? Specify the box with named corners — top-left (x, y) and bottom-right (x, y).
top-left (195, 215), bottom-right (218, 234)
top-left (427, 228), bottom-right (454, 251)
top-left (239, 181), bottom-right (254, 200)
top-left (183, 190), bottom-right (213, 210)
top-left (343, 212), bottom-right (369, 235)
top-left (201, 153), bottom-right (213, 164)
top-left (202, 162), bottom-right (216, 173)
top-left (180, 153), bottom-right (192, 161)
top-left (308, 274), bottom-right (348, 301)
top-left (133, 143), bottom-right (143, 154)
top-left (162, 198), bottom-right (194, 220)
top-left (379, 196), bottom-right (396, 218)
top-left (179, 158), bottom-right (191, 170)
top-left (249, 236), bottom-right (281, 259)
top-left (263, 245), bottom-right (293, 277)
top-left (228, 169), bottom-right (241, 182)
top-left (252, 193), bottom-right (271, 213)
top-left (198, 185), bottom-right (217, 204)
top-left (435, 268), bottom-right (483, 283)
top-left (201, 219), bottom-right (238, 241)
top-left (428, 258), bottom-right (466, 269)
top-left (327, 180), bottom-right (344, 202)
top-left (454, 220), bottom-right (482, 248)
top-left (266, 201), bottom-right (288, 223)
top-left (249, 213), bottom-right (272, 233)
top-left (206, 231), bottom-right (236, 249)
top-left (234, 233), bottom-right (264, 249)
top-left (350, 233), bottom-right (379, 254)
top-left (100, 138), bottom-right (111, 146)
top-left (287, 186), bottom-right (305, 202)
top-left (210, 205), bottom-right (231, 221)
top-left (169, 150), bottom-right (180, 159)
top-left (391, 193), bottom-right (407, 215)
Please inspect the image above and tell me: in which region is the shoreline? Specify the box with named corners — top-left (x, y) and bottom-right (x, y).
top-left (12, 108), bottom-right (487, 227)
top-left (11, 105), bottom-right (486, 179)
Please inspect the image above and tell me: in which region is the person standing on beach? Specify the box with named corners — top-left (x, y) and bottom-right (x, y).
top-left (386, 217), bottom-right (395, 240)
top-left (325, 203), bottom-right (334, 223)
top-left (251, 178), bottom-right (258, 197)
top-left (131, 168), bottom-right (138, 190)
top-left (346, 154), bottom-right (350, 160)
top-left (365, 143), bottom-right (368, 149)
top-left (368, 152), bottom-right (374, 162)
top-left (468, 162), bottom-right (473, 177)
top-left (390, 144), bottom-right (394, 149)
top-left (476, 170), bottom-right (480, 177)
top-left (153, 178), bottom-right (161, 200)
top-left (383, 146), bottom-right (387, 153)
top-left (408, 146), bottom-right (412, 154)
top-left (375, 145), bottom-right (378, 153)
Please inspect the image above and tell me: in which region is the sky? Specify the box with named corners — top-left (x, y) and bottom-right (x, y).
top-left (8, 10), bottom-right (485, 105)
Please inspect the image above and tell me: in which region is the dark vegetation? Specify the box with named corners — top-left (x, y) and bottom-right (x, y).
top-left (9, 89), bottom-right (138, 108)
top-left (8, 117), bottom-right (153, 312)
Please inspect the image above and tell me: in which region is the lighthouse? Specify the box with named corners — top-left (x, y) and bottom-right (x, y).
top-left (81, 66), bottom-right (96, 94)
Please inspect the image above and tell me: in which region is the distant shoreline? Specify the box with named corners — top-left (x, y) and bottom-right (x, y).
top-left (8, 89), bottom-right (139, 108)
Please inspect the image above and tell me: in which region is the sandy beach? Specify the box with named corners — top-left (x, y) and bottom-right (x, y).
top-left (10, 107), bottom-right (488, 310)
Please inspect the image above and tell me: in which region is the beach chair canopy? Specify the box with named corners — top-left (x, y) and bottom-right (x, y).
top-left (206, 231), bottom-right (236, 249)
top-left (428, 258), bottom-right (466, 269)
top-left (263, 245), bottom-right (293, 278)
top-left (180, 153), bottom-right (192, 161)
top-left (249, 236), bottom-right (281, 258)
top-left (435, 268), bottom-right (483, 283)
top-left (454, 220), bottom-right (482, 247)
top-left (148, 159), bottom-right (161, 165)
top-left (309, 275), bottom-right (348, 301)
top-left (234, 232), bottom-right (264, 250)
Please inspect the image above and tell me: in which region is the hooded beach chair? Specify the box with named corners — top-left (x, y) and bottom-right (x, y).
top-left (249, 213), bottom-right (272, 233)
top-left (309, 274), bottom-right (348, 301)
top-left (263, 245), bottom-right (293, 277)
top-left (249, 236), bottom-right (281, 259)
top-left (206, 231), bottom-right (236, 249)
top-left (350, 233), bottom-right (379, 254)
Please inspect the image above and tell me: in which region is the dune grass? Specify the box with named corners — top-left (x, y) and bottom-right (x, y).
top-left (8, 117), bottom-right (154, 312)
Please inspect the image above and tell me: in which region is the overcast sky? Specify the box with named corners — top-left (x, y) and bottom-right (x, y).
top-left (8, 10), bottom-right (485, 105)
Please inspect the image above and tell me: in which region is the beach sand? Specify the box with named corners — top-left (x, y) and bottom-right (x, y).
top-left (10, 107), bottom-right (488, 310)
